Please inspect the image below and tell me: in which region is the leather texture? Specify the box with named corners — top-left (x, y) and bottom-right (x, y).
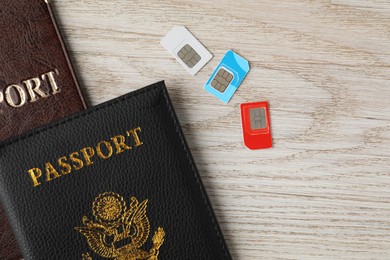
top-left (0, 82), bottom-right (232, 260)
top-left (0, 1), bottom-right (86, 258)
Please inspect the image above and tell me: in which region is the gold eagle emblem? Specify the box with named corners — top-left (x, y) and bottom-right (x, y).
top-left (75, 192), bottom-right (165, 260)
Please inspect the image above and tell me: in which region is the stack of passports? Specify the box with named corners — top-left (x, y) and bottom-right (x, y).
top-left (0, 0), bottom-right (87, 257)
top-left (0, 82), bottom-right (232, 259)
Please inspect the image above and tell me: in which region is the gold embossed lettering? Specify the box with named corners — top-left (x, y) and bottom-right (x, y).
top-left (24, 77), bottom-right (49, 102)
top-left (41, 71), bottom-right (61, 95)
top-left (81, 147), bottom-right (95, 166)
top-left (127, 127), bottom-right (143, 147)
top-left (96, 141), bottom-right (113, 159)
top-left (58, 156), bottom-right (72, 175)
top-left (45, 162), bottom-right (61, 182)
top-left (5, 85), bottom-right (27, 108)
top-left (111, 135), bottom-right (132, 154)
top-left (26, 126), bottom-right (144, 187)
top-left (27, 168), bottom-right (43, 187)
top-left (0, 69), bottom-right (61, 109)
top-left (70, 152), bottom-right (84, 170)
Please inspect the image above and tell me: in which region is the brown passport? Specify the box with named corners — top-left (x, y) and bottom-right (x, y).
top-left (0, 0), bottom-right (86, 258)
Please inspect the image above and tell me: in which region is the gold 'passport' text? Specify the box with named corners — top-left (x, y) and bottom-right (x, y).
top-left (0, 70), bottom-right (61, 108)
top-left (27, 127), bottom-right (143, 187)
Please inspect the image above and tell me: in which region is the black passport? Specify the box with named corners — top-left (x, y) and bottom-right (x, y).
top-left (0, 81), bottom-right (231, 260)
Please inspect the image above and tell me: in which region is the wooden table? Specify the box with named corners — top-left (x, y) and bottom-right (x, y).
top-left (53, 1), bottom-right (390, 259)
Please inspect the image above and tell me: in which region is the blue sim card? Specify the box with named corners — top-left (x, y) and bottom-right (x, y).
top-left (204, 50), bottom-right (250, 103)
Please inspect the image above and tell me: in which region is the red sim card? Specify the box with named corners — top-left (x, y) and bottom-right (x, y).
top-left (240, 101), bottom-right (273, 150)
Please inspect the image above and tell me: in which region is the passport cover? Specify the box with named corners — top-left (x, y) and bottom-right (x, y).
top-left (0, 81), bottom-right (232, 260)
top-left (0, 1), bottom-right (86, 257)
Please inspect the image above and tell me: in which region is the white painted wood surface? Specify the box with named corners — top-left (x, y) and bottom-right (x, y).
top-left (53, 0), bottom-right (390, 259)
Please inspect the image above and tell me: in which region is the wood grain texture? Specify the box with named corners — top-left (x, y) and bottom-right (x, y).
top-left (52, 0), bottom-right (390, 259)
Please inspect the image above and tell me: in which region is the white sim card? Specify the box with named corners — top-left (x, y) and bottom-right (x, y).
top-left (161, 26), bottom-right (212, 75)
